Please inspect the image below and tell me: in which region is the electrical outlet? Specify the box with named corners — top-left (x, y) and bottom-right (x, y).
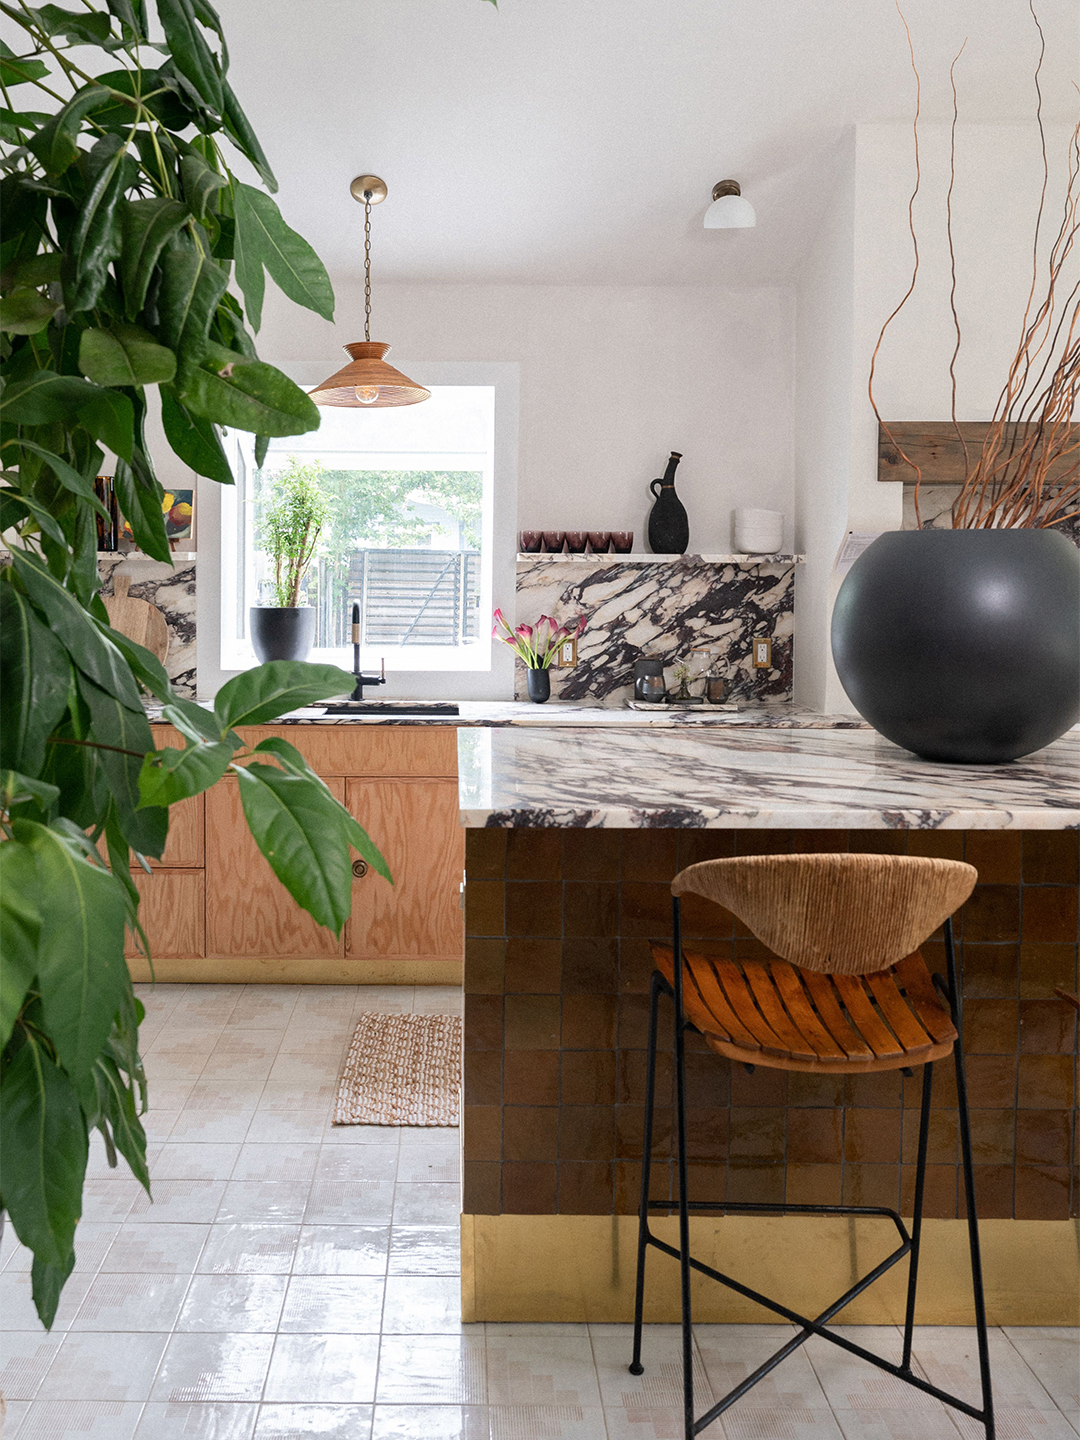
top-left (752, 637), bottom-right (772, 669)
top-left (554, 637), bottom-right (578, 667)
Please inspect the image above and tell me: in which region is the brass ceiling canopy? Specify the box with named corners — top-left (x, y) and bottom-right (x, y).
top-left (310, 175), bottom-right (430, 409)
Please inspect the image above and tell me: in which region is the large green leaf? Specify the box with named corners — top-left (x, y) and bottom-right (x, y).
top-left (119, 197), bottom-right (189, 319)
top-left (0, 584), bottom-right (73, 775)
top-left (104, 0), bottom-right (147, 40)
top-left (233, 763), bottom-right (355, 933)
top-left (92, 66), bottom-right (190, 133)
top-left (179, 349), bottom-right (320, 436)
top-left (9, 548), bottom-right (144, 710)
top-left (156, 231), bottom-right (229, 357)
top-left (98, 622), bottom-right (172, 702)
top-left (1, 770), bottom-right (61, 812)
top-left (0, 288), bottom-right (59, 334)
top-left (0, 840), bottom-right (40, 1050)
top-left (250, 736), bottom-right (391, 882)
top-left (0, 46), bottom-right (50, 88)
top-left (0, 369), bottom-right (102, 424)
top-left (26, 83), bottom-right (111, 175)
top-left (161, 697), bottom-right (235, 745)
top-left (232, 182), bottom-right (334, 330)
top-left (77, 674), bottom-right (167, 857)
top-left (221, 78), bottom-right (275, 191)
top-left (65, 133), bottom-right (134, 314)
top-left (214, 660), bottom-right (356, 729)
top-left (14, 820), bottom-right (130, 1084)
top-left (31, 1250), bottom-right (76, 1332)
top-left (20, 4), bottom-right (113, 45)
top-left (0, 1033), bottom-right (88, 1269)
top-left (10, 439), bottom-right (109, 519)
top-left (230, 181), bottom-right (264, 331)
top-left (1, 489), bottom-right (69, 547)
top-left (78, 326), bottom-right (176, 387)
top-left (111, 456), bottom-right (170, 561)
top-left (87, 1052), bottom-right (150, 1191)
top-left (156, 0), bottom-right (223, 112)
top-left (180, 151), bottom-right (227, 222)
top-left (160, 383), bottom-right (233, 483)
top-left (76, 386), bottom-right (135, 461)
top-left (139, 737), bottom-right (233, 807)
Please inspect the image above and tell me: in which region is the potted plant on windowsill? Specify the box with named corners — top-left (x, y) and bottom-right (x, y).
top-left (252, 459), bottom-right (326, 662)
top-left (493, 610), bottom-right (586, 702)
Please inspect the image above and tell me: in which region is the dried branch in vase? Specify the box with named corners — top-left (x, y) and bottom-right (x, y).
top-left (869, 2), bottom-right (1080, 531)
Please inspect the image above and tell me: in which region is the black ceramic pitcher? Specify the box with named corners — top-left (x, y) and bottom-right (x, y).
top-left (647, 451), bottom-right (689, 554)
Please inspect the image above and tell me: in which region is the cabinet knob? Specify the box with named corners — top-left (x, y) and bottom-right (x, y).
top-left (352, 858), bottom-right (369, 879)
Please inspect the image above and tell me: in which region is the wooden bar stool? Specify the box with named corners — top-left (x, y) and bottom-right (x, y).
top-left (628, 852), bottom-right (995, 1440)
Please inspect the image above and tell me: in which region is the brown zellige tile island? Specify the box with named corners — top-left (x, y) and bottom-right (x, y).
top-left (457, 723), bottom-right (1080, 1326)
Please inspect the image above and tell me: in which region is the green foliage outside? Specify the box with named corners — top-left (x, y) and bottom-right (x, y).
top-left (255, 456), bottom-right (482, 614)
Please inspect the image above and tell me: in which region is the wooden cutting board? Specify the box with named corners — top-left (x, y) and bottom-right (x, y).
top-left (103, 574), bottom-right (170, 662)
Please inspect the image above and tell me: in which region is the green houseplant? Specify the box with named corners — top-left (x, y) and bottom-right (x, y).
top-left (0, 0), bottom-right (410, 1328)
top-left (250, 457), bottom-right (326, 661)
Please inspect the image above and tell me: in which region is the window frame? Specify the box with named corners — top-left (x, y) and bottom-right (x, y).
top-left (197, 359), bottom-right (520, 701)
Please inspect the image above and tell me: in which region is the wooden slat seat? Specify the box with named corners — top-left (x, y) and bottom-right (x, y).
top-left (651, 943), bottom-right (957, 1074)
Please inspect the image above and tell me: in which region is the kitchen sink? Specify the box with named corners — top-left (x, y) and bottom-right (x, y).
top-left (321, 701), bottom-right (460, 715)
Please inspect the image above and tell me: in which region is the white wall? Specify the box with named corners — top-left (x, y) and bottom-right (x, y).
top-left (793, 132), bottom-right (857, 712)
top-left (257, 281), bottom-right (795, 556)
top-left (793, 120), bottom-right (1072, 710)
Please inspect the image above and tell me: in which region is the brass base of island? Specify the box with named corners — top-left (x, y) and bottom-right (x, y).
top-left (461, 1214), bottom-right (1080, 1325)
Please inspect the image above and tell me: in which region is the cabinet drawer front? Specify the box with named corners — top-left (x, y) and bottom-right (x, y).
top-left (346, 777), bottom-right (464, 961)
top-left (205, 775), bottom-right (346, 959)
top-left (125, 870), bottom-right (205, 958)
top-left (233, 726), bottom-right (457, 778)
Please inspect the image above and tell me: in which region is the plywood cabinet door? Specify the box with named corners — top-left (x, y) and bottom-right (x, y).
top-left (345, 778), bottom-right (464, 962)
top-left (124, 871), bottom-right (205, 958)
top-left (150, 794), bottom-right (204, 868)
top-left (205, 775), bottom-right (346, 958)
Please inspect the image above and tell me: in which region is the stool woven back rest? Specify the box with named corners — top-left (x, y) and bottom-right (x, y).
top-left (670, 853), bottom-right (977, 975)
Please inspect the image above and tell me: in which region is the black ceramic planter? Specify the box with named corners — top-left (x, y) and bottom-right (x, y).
top-left (527, 667), bottom-right (551, 703)
top-left (831, 528), bottom-right (1080, 763)
top-left (250, 606), bottom-right (316, 663)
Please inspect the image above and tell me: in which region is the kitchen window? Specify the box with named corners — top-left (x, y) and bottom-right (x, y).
top-left (208, 362), bottom-right (518, 682)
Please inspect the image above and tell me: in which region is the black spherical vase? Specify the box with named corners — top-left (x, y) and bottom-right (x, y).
top-left (249, 606), bottom-right (316, 663)
top-left (831, 528), bottom-right (1079, 763)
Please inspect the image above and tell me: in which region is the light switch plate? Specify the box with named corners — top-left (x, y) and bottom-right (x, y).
top-left (752, 637), bottom-right (772, 669)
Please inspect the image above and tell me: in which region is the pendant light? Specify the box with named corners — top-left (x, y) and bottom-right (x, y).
top-left (309, 176), bottom-right (430, 408)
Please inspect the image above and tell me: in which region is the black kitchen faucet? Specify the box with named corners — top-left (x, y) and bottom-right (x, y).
top-left (351, 602), bottom-right (386, 701)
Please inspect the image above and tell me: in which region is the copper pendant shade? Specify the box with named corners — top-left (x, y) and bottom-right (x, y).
top-left (309, 342), bottom-right (430, 408)
top-left (310, 176), bottom-right (429, 409)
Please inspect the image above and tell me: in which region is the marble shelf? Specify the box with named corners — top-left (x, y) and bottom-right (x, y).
top-left (516, 551), bottom-right (804, 564)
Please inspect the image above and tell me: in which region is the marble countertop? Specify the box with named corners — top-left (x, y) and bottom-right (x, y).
top-left (167, 701), bottom-right (868, 729)
top-left (457, 726), bottom-right (1079, 829)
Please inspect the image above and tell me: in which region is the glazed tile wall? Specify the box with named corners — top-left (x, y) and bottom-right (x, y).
top-left (462, 829), bottom-right (1079, 1223)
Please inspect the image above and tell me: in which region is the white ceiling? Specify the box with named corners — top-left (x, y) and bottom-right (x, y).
top-left (226, 1), bottom-right (1078, 287)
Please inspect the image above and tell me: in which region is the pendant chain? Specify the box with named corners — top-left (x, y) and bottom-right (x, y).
top-left (363, 199), bottom-right (372, 343)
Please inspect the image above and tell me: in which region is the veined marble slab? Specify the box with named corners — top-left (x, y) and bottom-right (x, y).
top-left (457, 726), bottom-right (1079, 829)
top-left (514, 554), bottom-right (795, 705)
top-left (157, 701), bottom-right (867, 729)
top-left (99, 551), bottom-right (196, 698)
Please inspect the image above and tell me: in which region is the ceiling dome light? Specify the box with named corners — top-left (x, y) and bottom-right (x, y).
top-left (310, 176), bottom-right (430, 409)
top-left (703, 179), bottom-right (756, 230)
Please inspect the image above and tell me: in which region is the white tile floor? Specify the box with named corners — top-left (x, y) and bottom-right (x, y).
top-left (1, 983), bottom-right (1076, 1440)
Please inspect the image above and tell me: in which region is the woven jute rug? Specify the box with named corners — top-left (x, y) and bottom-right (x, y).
top-left (332, 1011), bottom-right (462, 1126)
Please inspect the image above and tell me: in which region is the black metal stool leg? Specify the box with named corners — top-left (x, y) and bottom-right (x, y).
top-left (630, 969), bottom-right (664, 1376)
top-left (946, 917), bottom-right (996, 1440)
top-left (901, 1060), bottom-right (933, 1371)
top-left (671, 897), bottom-right (695, 1440)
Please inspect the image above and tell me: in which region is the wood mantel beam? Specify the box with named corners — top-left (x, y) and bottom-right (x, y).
top-left (878, 421), bottom-right (1078, 486)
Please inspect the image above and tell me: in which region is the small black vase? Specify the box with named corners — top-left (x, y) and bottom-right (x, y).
top-left (526, 667), bottom-right (551, 703)
top-left (647, 451), bottom-right (689, 555)
top-left (250, 607), bottom-right (316, 663)
top-left (830, 528), bottom-right (1079, 762)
